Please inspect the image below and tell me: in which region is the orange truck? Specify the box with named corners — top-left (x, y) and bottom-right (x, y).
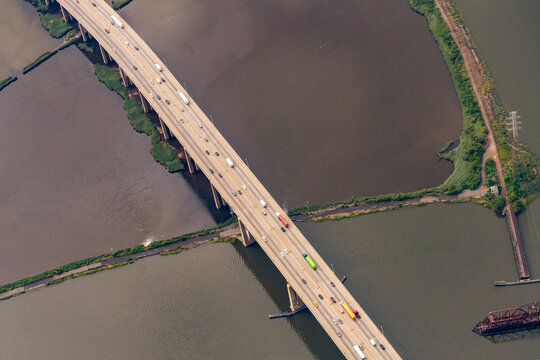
top-left (340, 301), bottom-right (356, 320)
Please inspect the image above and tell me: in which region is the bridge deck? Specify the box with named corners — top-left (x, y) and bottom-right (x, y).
top-left (56, 1), bottom-right (404, 358)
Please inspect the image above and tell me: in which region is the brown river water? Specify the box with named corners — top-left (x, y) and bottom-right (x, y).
top-left (0, 0), bottom-right (538, 359)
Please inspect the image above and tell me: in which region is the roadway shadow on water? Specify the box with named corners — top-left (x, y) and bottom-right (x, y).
top-left (232, 240), bottom-right (345, 360)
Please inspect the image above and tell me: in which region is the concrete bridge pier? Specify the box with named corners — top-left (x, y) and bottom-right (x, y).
top-left (210, 183), bottom-right (222, 209)
top-left (78, 23), bottom-right (88, 42)
top-left (159, 117), bottom-right (170, 139)
top-left (139, 92), bottom-right (149, 113)
top-left (287, 283), bottom-right (305, 311)
top-left (99, 44), bottom-right (109, 64)
top-left (118, 67), bottom-right (129, 87)
top-left (184, 150), bottom-right (195, 174)
top-left (60, 6), bottom-right (69, 23)
top-left (238, 219), bottom-right (255, 247)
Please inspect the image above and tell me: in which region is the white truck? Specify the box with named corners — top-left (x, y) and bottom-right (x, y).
top-left (259, 200), bottom-right (267, 208)
top-left (226, 158), bottom-right (234, 168)
top-left (111, 15), bottom-right (124, 28)
top-left (353, 345), bottom-right (367, 360)
top-left (177, 90), bottom-right (189, 105)
top-left (155, 63), bottom-right (162, 72)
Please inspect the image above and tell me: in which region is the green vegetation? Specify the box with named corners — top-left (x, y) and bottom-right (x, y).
top-left (77, 42), bottom-right (95, 54)
top-left (484, 159), bottom-right (498, 187)
top-left (410, 0), bottom-right (486, 194)
top-left (94, 64), bottom-right (185, 173)
top-left (440, 0), bottom-right (540, 212)
top-left (22, 49), bottom-right (58, 74)
top-left (112, 0), bottom-right (134, 10)
top-left (39, 13), bottom-right (71, 38)
top-left (0, 216), bottom-right (236, 295)
top-left (0, 77), bottom-right (17, 91)
top-left (160, 248), bottom-right (183, 256)
top-left (21, 0), bottom-right (49, 13)
top-left (210, 236), bottom-right (237, 244)
top-left (59, 37), bottom-right (78, 50)
top-left (94, 64), bottom-right (128, 99)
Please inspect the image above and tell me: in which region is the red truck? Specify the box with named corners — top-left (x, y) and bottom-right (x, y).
top-left (275, 212), bottom-right (289, 228)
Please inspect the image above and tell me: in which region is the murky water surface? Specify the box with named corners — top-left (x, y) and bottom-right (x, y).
top-left (0, 0), bottom-right (62, 77)
top-left (120, 0), bottom-right (462, 206)
top-left (0, 47), bottom-right (215, 283)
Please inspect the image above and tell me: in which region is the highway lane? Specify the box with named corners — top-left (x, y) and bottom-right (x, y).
top-left (59, 1), bottom-right (403, 358)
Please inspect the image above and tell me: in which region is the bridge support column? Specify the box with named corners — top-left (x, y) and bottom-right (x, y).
top-left (118, 67), bottom-right (128, 87)
top-left (287, 284), bottom-right (305, 312)
top-left (60, 6), bottom-right (69, 23)
top-left (184, 150), bottom-right (195, 174)
top-left (159, 117), bottom-right (170, 140)
top-left (99, 44), bottom-right (109, 64)
top-left (78, 23), bottom-right (87, 42)
top-left (139, 92), bottom-right (149, 113)
top-left (210, 183), bottom-right (222, 209)
top-left (238, 219), bottom-right (255, 247)
top-left (195, 162), bottom-right (200, 171)
top-left (44, 0), bottom-right (50, 6)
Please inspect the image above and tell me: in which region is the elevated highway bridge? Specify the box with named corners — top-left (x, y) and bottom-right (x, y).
top-left (50, 0), bottom-right (404, 358)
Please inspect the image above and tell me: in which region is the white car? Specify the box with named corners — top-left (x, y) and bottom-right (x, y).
top-left (284, 249), bottom-right (289, 254)
top-left (112, 48), bottom-right (117, 53)
top-left (149, 93), bottom-right (154, 98)
top-left (242, 185), bottom-right (247, 190)
top-left (125, 41), bottom-right (129, 46)
top-left (333, 319), bottom-right (338, 325)
top-left (149, 79), bottom-right (154, 85)
top-left (262, 236), bottom-right (267, 242)
top-left (280, 252), bottom-right (285, 258)
top-left (339, 309), bottom-right (344, 314)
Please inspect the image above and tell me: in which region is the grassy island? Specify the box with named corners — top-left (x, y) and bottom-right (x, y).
top-left (0, 77), bottom-right (17, 91)
top-left (112, 0), bottom-right (134, 10)
top-left (94, 64), bottom-right (184, 173)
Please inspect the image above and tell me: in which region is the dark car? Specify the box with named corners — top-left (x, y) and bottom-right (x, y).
top-left (215, 151), bottom-right (220, 156)
top-left (318, 294), bottom-right (323, 300)
top-left (165, 99), bottom-right (170, 105)
top-left (135, 46), bottom-right (139, 50)
top-left (209, 168), bottom-right (214, 174)
top-left (205, 150), bottom-right (210, 155)
top-left (238, 190), bottom-right (242, 195)
top-left (281, 227), bottom-right (286, 232)
top-left (218, 173), bottom-right (223, 178)
top-left (330, 297), bottom-right (336, 303)
top-left (301, 279), bottom-right (307, 284)
top-left (330, 281), bottom-right (335, 287)
top-left (133, 65), bottom-right (137, 70)
top-left (161, 78), bottom-right (165, 83)
top-left (380, 344), bottom-right (386, 350)
top-left (105, 28), bottom-right (110, 33)
top-left (156, 95), bottom-right (161, 100)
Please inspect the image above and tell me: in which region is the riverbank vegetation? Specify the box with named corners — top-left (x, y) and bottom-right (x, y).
top-left (0, 216), bottom-right (237, 296)
top-left (77, 42), bottom-right (95, 54)
top-left (440, 0), bottom-right (540, 213)
top-left (112, 0), bottom-right (134, 10)
top-left (0, 77), bottom-right (17, 91)
top-left (291, 0), bottom-right (538, 218)
top-left (94, 64), bottom-right (184, 173)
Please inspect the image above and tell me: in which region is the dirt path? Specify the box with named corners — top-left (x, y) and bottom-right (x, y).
top-left (435, 0), bottom-right (510, 210)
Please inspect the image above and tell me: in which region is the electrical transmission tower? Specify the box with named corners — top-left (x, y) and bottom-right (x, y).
top-left (506, 111), bottom-right (522, 139)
